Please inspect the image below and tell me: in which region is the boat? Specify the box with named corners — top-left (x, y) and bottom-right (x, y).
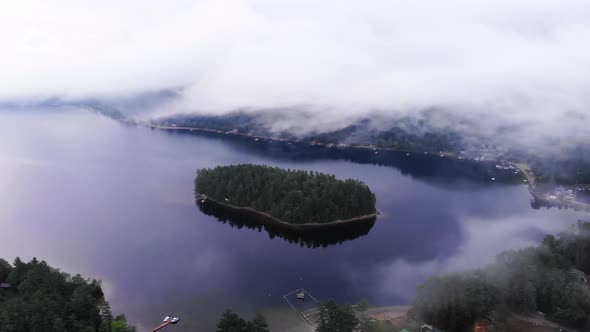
top-left (296, 291), bottom-right (305, 300)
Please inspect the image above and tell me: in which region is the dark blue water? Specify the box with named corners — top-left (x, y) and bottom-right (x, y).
top-left (0, 110), bottom-right (585, 331)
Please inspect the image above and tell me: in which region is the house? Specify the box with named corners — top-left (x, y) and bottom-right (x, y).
top-left (419, 324), bottom-right (443, 332)
top-left (420, 324), bottom-right (433, 332)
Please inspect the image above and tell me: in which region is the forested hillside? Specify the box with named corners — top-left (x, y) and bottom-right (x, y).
top-left (158, 113), bottom-right (590, 185)
top-left (413, 221), bottom-right (590, 331)
top-left (155, 112), bottom-right (466, 153)
top-left (0, 258), bottom-right (134, 332)
top-left (195, 164), bottom-right (376, 224)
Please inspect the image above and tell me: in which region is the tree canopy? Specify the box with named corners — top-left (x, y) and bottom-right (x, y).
top-left (413, 221), bottom-right (590, 331)
top-left (216, 309), bottom-right (269, 332)
top-left (0, 258), bottom-right (134, 332)
top-left (316, 300), bottom-right (359, 332)
top-left (156, 112), bottom-right (466, 153)
top-left (195, 164), bottom-right (376, 224)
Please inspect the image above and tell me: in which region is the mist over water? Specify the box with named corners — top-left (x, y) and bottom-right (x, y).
top-left (2, 1), bottom-right (590, 150)
top-left (0, 110), bottom-right (586, 331)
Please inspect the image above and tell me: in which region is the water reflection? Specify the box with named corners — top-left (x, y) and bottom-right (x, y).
top-left (2, 110), bottom-right (587, 331)
top-left (196, 199), bottom-right (376, 248)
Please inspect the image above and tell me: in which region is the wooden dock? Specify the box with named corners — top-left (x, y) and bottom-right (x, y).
top-left (283, 289), bottom-right (323, 328)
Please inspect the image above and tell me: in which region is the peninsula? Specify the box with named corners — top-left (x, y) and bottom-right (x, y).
top-left (194, 164), bottom-right (377, 226)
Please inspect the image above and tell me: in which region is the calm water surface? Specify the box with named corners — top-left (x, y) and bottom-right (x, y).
top-left (0, 110), bottom-right (585, 331)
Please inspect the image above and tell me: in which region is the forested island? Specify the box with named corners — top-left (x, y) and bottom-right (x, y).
top-left (0, 258), bottom-right (135, 332)
top-left (194, 164), bottom-right (377, 225)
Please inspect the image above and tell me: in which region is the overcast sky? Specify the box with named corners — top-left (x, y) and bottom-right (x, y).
top-left (2, 0), bottom-right (590, 141)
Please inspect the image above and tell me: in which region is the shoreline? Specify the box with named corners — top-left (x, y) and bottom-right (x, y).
top-left (195, 194), bottom-right (378, 230)
top-left (148, 124), bottom-right (449, 156)
top-left (511, 162), bottom-right (590, 212)
top-left (530, 189), bottom-right (590, 213)
top-left (151, 124), bottom-right (590, 213)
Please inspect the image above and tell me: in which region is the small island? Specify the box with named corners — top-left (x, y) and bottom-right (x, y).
top-left (194, 164), bottom-right (377, 227)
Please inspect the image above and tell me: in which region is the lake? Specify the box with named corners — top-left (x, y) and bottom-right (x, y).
top-left (0, 109), bottom-right (585, 331)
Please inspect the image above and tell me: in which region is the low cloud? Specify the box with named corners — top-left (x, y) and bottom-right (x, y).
top-left (372, 211), bottom-right (575, 303)
top-left (2, 0), bottom-right (590, 145)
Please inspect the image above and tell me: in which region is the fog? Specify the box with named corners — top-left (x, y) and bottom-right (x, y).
top-left (2, 109), bottom-right (588, 330)
top-left (373, 212), bottom-right (568, 302)
top-left (2, 0), bottom-right (590, 144)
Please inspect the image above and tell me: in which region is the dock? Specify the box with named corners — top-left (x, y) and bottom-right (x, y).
top-left (283, 289), bottom-right (323, 328)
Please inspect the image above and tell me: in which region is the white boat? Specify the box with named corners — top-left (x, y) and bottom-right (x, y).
top-left (163, 316), bottom-right (180, 324)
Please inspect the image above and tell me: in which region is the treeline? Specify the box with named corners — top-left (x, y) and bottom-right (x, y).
top-left (158, 113), bottom-right (590, 185)
top-left (413, 221), bottom-right (590, 331)
top-left (315, 300), bottom-right (360, 332)
top-left (305, 123), bottom-right (465, 153)
top-left (157, 113), bottom-right (276, 138)
top-left (195, 164), bottom-right (376, 224)
top-left (156, 113), bottom-right (465, 153)
top-left (0, 258), bottom-right (135, 332)
top-left (216, 309), bottom-right (269, 332)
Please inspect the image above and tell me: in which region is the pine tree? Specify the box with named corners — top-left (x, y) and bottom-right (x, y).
top-left (316, 301), bottom-right (358, 332)
top-left (195, 164), bottom-right (376, 223)
top-left (248, 314), bottom-right (269, 332)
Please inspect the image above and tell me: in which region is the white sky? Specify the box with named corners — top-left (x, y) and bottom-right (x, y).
top-left (2, 0), bottom-right (590, 141)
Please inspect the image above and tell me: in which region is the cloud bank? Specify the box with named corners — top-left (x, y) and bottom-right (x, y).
top-left (2, 0), bottom-right (590, 143)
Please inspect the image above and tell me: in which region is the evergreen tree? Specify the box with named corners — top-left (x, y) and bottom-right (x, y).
top-left (316, 300), bottom-right (359, 332)
top-left (247, 314), bottom-right (270, 332)
top-left (0, 258), bottom-right (134, 332)
top-left (217, 309), bottom-right (247, 332)
top-left (216, 310), bottom-right (269, 332)
top-left (195, 164), bottom-right (376, 224)
top-left (412, 222), bottom-right (590, 331)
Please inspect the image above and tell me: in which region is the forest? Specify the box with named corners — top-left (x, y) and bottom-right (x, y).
top-left (304, 121), bottom-right (465, 154)
top-left (156, 112), bottom-right (466, 153)
top-left (195, 164), bottom-right (376, 224)
top-left (216, 309), bottom-right (269, 332)
top-left (160, 113), bottom-right (590, 185)
top-left (412, 221), bottom-right (590, 331)
top-left (0, 258), bottom-right (134, 332)
top-left (160, 113), bottom-right (590, 190)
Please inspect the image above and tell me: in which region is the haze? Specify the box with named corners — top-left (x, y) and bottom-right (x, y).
top-left (2, 0), bottom-right (590, 143)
